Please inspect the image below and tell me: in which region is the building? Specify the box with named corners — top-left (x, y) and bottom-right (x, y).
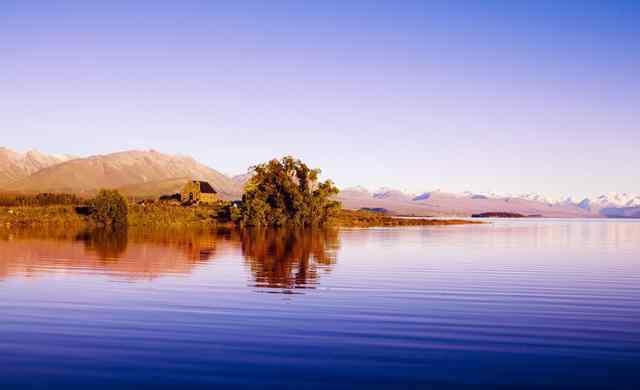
top-left (181, 180), bottom-right (218, 204)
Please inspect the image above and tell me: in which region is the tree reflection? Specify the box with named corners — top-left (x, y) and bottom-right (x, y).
top-left (76, 228), bottom-right (129, 260)
top-left (237, 228), bottom-right (340, 291)
top-left (0, 226), bottom-right (341, 285)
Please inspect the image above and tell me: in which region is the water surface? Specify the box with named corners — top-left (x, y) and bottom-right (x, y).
top-left (1, 220), bottom-right (639, 388)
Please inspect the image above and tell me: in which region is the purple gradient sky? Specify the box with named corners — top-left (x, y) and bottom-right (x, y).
top-left (1, 1), bottom-right (638, 198)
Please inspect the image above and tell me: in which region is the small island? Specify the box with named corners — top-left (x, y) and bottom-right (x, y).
top-left (471, 212), bottom-right (543, 218)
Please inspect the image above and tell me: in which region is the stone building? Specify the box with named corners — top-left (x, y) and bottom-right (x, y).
top-left (180, 180), bottom-right (218, 204)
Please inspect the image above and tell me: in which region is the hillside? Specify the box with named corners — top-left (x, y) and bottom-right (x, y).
top-left (5, 150), bottom-right (242, 198)
top-left (117, 177), bottom-right (194, 199)
top-left (0, 147), bottom-right (75, 186)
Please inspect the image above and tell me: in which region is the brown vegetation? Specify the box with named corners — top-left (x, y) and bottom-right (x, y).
top-left (0, 205), bottom-right (86, 228)
top-left (127, 202), bottom-right (225, 228)
top-left (0, 193), bottom-right (82, 207)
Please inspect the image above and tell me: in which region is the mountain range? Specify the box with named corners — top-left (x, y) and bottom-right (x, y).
top-left (0, 147), bottom-right (637, 218)
top-left (339, 187), bottom-right (640, 218)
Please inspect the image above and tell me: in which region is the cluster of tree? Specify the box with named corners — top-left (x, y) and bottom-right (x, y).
top-left (236, 156), bottom-right (341, 227)
top-left (0, 193), bottom-right (82, 207)
top-left (86, 189), bottom-right (129, 227)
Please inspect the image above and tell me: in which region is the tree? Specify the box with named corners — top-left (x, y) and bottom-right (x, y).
top-left (89, 189), bottom-right (129, 227)
top-left (241, 156), bottom-right (340, 227)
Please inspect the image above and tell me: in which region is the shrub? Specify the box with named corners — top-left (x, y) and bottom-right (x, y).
top-left (88, 189), bottom-right (129, 227)
top-left (240, 156), bottom-right (341, 227)
top-left (159, 193), bottom-right (181, 202)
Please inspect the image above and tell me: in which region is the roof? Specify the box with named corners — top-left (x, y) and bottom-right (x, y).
top-left (196, 181), bottom-right (217, 194)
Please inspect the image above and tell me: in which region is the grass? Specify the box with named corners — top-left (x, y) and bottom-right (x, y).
top-left (128, 203), bottom-right (224, 228)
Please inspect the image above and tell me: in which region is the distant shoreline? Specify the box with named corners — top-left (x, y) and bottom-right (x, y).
top-left (471, 212), bottom-right (542, 218)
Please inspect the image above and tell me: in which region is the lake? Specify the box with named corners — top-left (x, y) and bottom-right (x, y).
top-left (1, 219), bottom-right (639, 388)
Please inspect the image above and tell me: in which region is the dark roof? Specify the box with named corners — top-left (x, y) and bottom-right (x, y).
top-left (197, 181), bottom-right (217, 194)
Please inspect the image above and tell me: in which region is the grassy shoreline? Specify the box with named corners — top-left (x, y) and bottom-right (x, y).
top-left (0, 205), bottom-right (480, 229)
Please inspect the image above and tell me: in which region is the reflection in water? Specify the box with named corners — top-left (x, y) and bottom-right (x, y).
top-left (0, 227), bottom-right (224, 280)
top-left (1, 221), bottom-right (640, 388)
top-left (0, 226), bottom-right (340, 290)
top-left (76, 228), bottom-right (129, 260)
top-left (238, 228), bottom-right (339, 290)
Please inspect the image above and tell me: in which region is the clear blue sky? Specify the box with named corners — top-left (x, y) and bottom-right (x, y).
top-left (1, 0), bottom-right (638, 197)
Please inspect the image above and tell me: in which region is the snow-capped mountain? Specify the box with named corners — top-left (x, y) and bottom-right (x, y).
top-left (338, 187), bottom-right (594, 217)
top-left (517, 193), bottom-right (559, 205)
top-left (594, 193), bottom-right (640, 208)
top-left (372, 187), bottom-right (413, 200)
top-left (568, 193), bottom-right (640, 211)
top-left (341, 186), bottom-right (371, 196)
top-left (337, 187), bottom-right (640, 218)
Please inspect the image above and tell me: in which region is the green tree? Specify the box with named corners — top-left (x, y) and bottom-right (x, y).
top-left (89, 189), bottom-right (129, 227)
top-left (241, 156), bottom-right (340, 227)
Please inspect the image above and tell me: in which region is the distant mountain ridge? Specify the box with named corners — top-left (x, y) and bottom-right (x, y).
top-left (0, 147), bottom-right (75, 186)
top-left (573, 193), bottom-right (640, 210)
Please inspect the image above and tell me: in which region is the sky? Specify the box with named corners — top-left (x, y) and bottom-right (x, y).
top-left (1, 0), bottom-right (639, 198)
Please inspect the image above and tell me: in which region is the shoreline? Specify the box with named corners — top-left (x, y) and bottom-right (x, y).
top-left (0, 205), bottom-right (481, 229)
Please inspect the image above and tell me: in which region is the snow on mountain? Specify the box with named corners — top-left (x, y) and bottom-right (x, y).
top-left (338, 186), bottom-right (639, 218)
top-left (461, 191), bottom-right (505, 200)
top-left (343, 185), bottom-right (371, 195)
top-left (593, 193), bottom-right (640, 207)
top-left (372, 187), bottom-right (413, 201)
top-left (517, 193), bottom-right (559, 205)
top-left (566, 193), bottom-right (640, 212)
top-left (338, 187), bottom-right (640, 218)
top-left (337, 186), bottom-right (594, 217)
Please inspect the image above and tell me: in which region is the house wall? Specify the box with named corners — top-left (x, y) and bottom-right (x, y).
top-left (180, 181), bottom-right (217, 204)
top-left (199, 193), bottom-right (218, 204)
top-left (181, 181), bottom-right (201, 202)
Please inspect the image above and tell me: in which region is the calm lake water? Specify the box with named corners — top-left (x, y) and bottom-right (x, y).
top-left (1, 219), bottom-right (639, 389)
